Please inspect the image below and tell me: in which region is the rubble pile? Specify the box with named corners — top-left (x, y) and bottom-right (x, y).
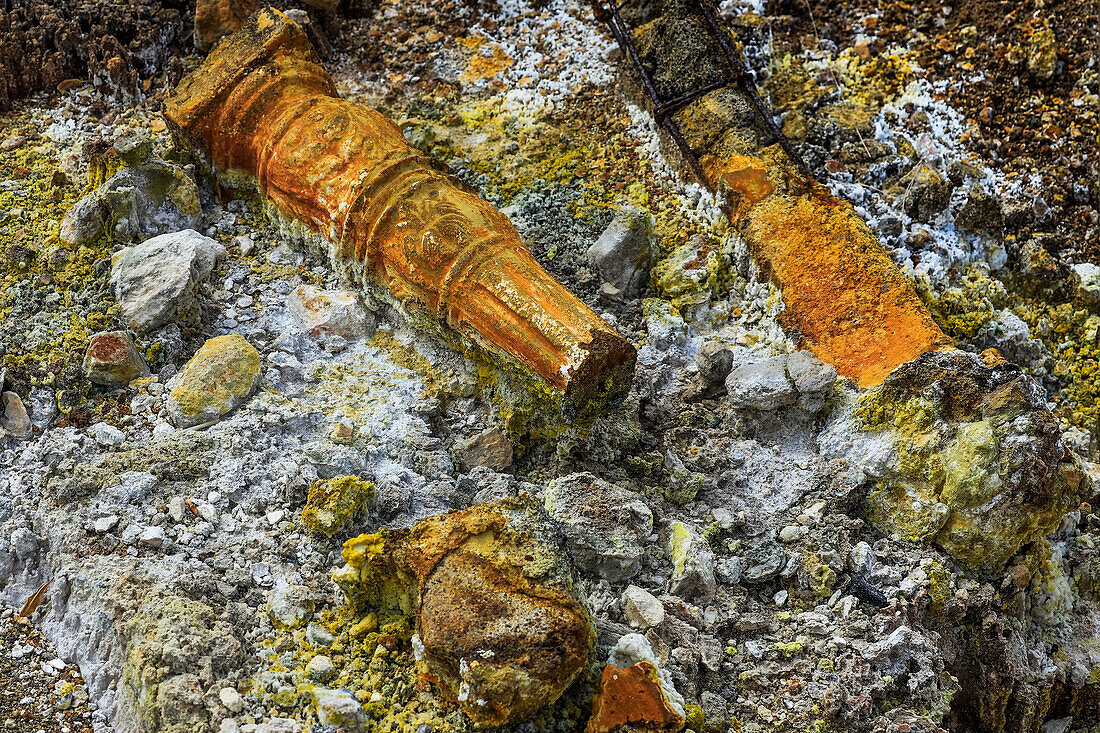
top-left (1, 1), bottom-right (1099, 732)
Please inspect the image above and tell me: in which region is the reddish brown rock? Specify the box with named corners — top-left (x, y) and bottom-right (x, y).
top-left (335, 499), bottom-right (593, 727)
top-left (587, 662), bottom-right (686, 733)
top-left (83, 331), bottom-right (151, 387)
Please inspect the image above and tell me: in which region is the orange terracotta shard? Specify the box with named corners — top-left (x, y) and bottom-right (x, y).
top-left (163, 8), bottom-right (635, 418)
top-left (587, 662), bottom-right (686, 733)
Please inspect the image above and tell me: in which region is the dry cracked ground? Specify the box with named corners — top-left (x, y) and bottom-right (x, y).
top-left (1, 0), bottom-right (1100, 732)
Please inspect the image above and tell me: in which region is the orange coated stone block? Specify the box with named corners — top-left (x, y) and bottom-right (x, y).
top-left (163, 7), bottom-right (635, 418)
top-left (587, 662), bottom-right (686, 733)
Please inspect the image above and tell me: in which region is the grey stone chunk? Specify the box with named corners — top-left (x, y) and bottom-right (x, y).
top-left (452, 427), bottom-right (513, 472)
top-left (545, 472), bottom-right (653, 583)
top-left (742, 541), bottom-right (784, 584)
top-left (305, 654), bottom-right (335, 682)
top-left (786, 349), bottom-right (837, 395)
top-left (667, 521), bottom-right (716, 600)
top-left (268, 584), bottom-right (315, 630)
top-left (586, 206), bottom-right (655, 298)
top-left (695, 341), bottom-right (734, 388)
top-left (111, 229), bottom-right (225, 333)
top-left (725, 355), bottom-right (796, 411)
top-left (59, 195), bottom-right (105, 245)
top-left (312, 687), bottom-right (368, 731)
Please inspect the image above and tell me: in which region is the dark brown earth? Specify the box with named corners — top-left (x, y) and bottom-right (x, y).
top-left (766, 0), bottom-right (1100, 263)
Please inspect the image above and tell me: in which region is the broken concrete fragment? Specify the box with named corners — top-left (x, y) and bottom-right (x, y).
top-left (111, 229), bottom-right (225, 334)
top-left (166, 334), bottom-right (261, 427)
top-left (334, 499), bottom-right (592, 727)
top-left (83, 331), bottom-right (150, 387)
top-left (287, 284), bottom-right (373, 341)
top-left (820, 350), bottom-right (1091, 568)
top-left (163, 8), bottom-right (635, 420)
top-left (545, 472), bottom-right (653, 583)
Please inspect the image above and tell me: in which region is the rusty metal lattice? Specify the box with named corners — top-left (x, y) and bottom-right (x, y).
top-left (597, 0), bottom-right (816, 189)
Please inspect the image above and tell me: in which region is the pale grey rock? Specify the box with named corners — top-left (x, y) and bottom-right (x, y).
top-left (306, 623), bottom-right (335, 649)
top-left (305, 654), bottom-right (335, 682)
top-left (778, 525), bottom-right (806, 543)
top-left (667, 521), bottom-right (716, 600)
top-left (93, 516), bottom-right (119, 533)
top-left (786, 350), bottom-right (837, 395)
top-left (219, 687), bottom-right (244, 714)
top-left (586, 206), bottom-right (655, 298)
top-left (742, 541), bottom-right (784, 584)
top-left (726, 356), bottom-right (796, 411)
top-left (139, 526), bottom-right (165, 547)
top-left (622, 585), bottom-right (665, 629)
top-left (59, 196), bottom-right (105, 246)
top-left (89, 422), bottom-right (125, 447)
top-left (287, 285), bottom-right (374, 341)
top-left (545, 472), bottom-right (652, 582)
top-left (111, 230), bottom-right (225, 334)
top-left (312, 687), bottom-right (368, 731)
top-left (268, 584), bottom-right (314, 630)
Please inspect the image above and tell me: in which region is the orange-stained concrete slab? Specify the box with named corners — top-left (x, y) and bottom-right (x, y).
top-left (163, 7), bottom-right (635, 418)
top-left (742, 192), bottom-right (953, 387)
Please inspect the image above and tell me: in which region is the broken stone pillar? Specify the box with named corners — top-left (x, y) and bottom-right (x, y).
top-left (164, 7), bottom-right (635, 420)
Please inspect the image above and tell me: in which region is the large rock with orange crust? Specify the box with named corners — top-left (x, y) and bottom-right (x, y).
top-left (334, 499), bottom-right (593, 727)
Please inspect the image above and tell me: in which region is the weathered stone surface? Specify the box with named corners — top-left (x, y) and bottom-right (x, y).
top-left (589, 633), bottom-right (686, 733)
top-left (268, 584), bottom-right (315, 631)
top-left (667, 521), bottom-right (716, 601)
top-left (300, 476), bottom-right (373, 537)
top-left (61, 161), bottom-right (202, 246)
top-left (166, 334), bottom-right (260, 427)
top-left (334, 499), bottom-right (593, 727)
top-left (286, 284), bottom-right (373, 341)
top-left (587, 206), bottom-right (655, 298)
top-left (83, 331), bottom-right (150, 387)
top-left (694, 341), bottom-right (734, 388)
top-left (452, 427), bottom-right (513, 472)
top-left (312, 687), bottom-right (368, 731)
top-left (820, 350), bottom-right (1091, 568)
top-left (901, 164), bottom-right (952, 223)
top-left (545, 472), bottom-right (653, 583)
top-left (111, 230), bottom-right (225, 334)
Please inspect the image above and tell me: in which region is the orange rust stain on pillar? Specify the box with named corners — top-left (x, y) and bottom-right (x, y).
top-left (743, 192), bottom-right (953, 387)
top-left (163, 7), bottom-right (635, 418)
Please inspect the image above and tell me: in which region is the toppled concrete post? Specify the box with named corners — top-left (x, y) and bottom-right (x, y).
top-left (163, 7), bottom-right (636, 420)
top-left (626, 0), bottom-right (952, 387)
top-left (334, 498), bottom-right (593, 727)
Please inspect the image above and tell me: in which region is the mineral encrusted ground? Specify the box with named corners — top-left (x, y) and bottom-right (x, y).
top-left (2, 1), bottom-right (1100, 732)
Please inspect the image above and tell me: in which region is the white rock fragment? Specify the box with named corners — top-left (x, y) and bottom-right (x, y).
top-left (89, 422), bottom-right (126, 447)
top-left (621, 585), bottom-right (665, 629)
top-left (139, 526), bottom-right (165, 547)
top-left (287, 284), bottom-right (374, 341)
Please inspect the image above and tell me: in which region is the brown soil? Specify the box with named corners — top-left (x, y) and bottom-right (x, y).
top-left (766, 0), bottom-right (1100, 263)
